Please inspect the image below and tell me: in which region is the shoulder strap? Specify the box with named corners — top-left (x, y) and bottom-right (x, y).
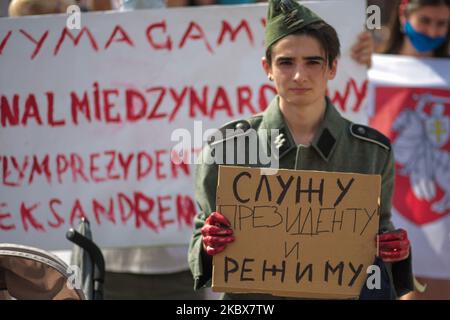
top-left (208, 119), bottom-right (253, 147)
top-left (350, 124), bottom-right (391, 150)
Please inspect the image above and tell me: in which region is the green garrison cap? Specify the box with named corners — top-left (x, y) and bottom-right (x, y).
top-left (265, 0), bottom-right (324, 49)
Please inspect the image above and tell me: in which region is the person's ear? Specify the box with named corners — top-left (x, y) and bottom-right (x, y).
top-left (262, 57), bottom-right (273, 81)
top-left (328, 59), bottom-right (338, 80)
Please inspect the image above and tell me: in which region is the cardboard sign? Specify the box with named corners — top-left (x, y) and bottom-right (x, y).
top-left (213, 166), bottom-right (380, 299)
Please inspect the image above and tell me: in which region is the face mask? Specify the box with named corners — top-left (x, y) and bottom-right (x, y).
top-left (404, 21), bottom-right (446, 52)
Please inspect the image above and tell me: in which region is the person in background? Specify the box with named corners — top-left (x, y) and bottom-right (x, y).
top-left (8, 0), bottom-right (76, 16)
top-left (378, 0), bottom-right (450, 300)
top-left (382, 0), bottom-right (449, 57)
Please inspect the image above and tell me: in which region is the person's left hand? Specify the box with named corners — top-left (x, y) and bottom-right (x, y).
top-left (351, 31), bottom-right (374, 68)
top-left (377, 229), bottom-right (410, 262)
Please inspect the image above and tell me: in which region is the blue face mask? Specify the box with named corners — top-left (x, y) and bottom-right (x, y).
top-left (404, 21), bottom-right (446, 52)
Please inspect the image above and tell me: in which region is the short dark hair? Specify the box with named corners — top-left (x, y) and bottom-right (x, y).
top-left (265, 21), bottom-right (341, 69)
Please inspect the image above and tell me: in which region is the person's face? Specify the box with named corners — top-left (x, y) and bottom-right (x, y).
top-left (262, 34), bottom-right (337, 109)
top-left (403, 5), bottom-right (450, 38)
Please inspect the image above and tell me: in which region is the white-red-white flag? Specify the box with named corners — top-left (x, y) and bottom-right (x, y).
top-left (368, 54), bottom-right (450, 279)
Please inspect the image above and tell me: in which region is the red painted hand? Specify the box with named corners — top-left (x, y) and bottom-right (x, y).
top-left (377, 229), bottom-right (410, 262)
top-left (201, 212), bottom-right (234, 256)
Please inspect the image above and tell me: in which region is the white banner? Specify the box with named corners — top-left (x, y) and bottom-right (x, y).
top-left (0, 1), bottom-right (367, 250)
top-left (368, 54), bottom-right (450, 279)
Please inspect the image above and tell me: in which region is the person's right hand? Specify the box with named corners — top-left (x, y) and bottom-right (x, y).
top-left (201, 212), bottom-right (234, 256)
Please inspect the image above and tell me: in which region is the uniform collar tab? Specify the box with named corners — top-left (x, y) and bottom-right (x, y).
top-left (311, 97), bottom-right (344, 161)
top-left (262, 97), bottom-right (296, 160)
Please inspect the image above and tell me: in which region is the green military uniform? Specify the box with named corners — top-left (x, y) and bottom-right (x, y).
top-left (188, 0), bottom-right (414, 299)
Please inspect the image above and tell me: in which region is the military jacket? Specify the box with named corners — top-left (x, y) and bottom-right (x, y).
top-left (188, 96), bottom-right (413, 299)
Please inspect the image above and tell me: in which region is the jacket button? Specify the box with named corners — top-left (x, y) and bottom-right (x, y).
top-left (235, 122), bottom-right (246, 130)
